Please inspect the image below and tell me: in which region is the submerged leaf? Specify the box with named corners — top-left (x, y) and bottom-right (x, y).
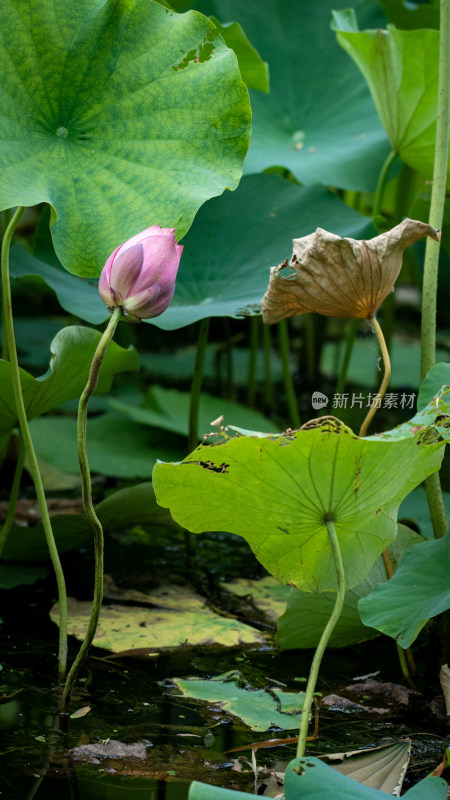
top-left (262, 219), bottom-right (439, 324)
top-left (50, 586), bottom-right (266, 651)
top-left (172, 672), bottom-right (305, 731)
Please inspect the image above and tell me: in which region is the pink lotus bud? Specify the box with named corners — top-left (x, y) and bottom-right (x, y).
top-left (99, 226), bottom-right (183, 322)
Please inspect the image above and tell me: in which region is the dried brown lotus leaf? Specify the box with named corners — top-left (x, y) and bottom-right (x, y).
top-left (261, 219), bottom-right (440, 324)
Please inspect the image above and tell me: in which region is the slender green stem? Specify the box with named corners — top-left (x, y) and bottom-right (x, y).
top-left (0, 434), bottom-right (25, 558)
top-left (1, 206), bottom-right (68, 682)
top-left (262, 322), bottom-right (274, 411)
top-left (278, 319), bottom-right (301, 427)
top-left (421, 0), bottom-right (450, 539)
top-left (61, 306), bottom-right (122, 712)
top-left (247, 315), bottom-right (260, 408)
top-left (188, 318), bottom-right (210, 452)
top-left (372, 149), bottom-right (396, 221)
top-left (1, 208), bottom-right (12, 362)
top-left (336, 320), bottom-right (358, 396)
top-left (359, 316), bottom-right (391, 437)
top-left (296, 518), bottom-right (345, 761)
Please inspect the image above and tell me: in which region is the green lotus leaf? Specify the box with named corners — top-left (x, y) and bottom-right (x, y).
top-left (153, 406), bottom-right (446, 592)
top-left (194, 0), bottom-right (390, 190)
top-left (189, 756), bottom-right (447, 800)
top-left (276, 524), bottom-right (422, 650)
top-left (0, 327), bottom-right (139, 435)
top-left (359, 531), bottom-right (450, 648)
top-left (0, 0), bottom-right (250, 276)
top-left (333, 12), bottom-right (444, 181)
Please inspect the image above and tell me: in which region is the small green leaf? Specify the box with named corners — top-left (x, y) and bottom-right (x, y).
top-left (0, 0), bottom-right (251, 275)
top-left (209, 17), bottom-right (269, 92)
top-left (0, 326), bottom-right (139, 435)
top-left (418, 363), bottom-right (450, 411)
top-left (333, 17), bottom-right (443, 181)
top-left (109, 385), bottom-right (279, 437)
top-left (359, 531), bottom-right (450, 648)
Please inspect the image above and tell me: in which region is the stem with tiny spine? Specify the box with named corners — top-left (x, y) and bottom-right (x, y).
top-left (1, 206), bottom-right (68, 682)
top-left (60, 306), bottom-right (122, 711)
top-left (359, 316), bottom-right (391, 437)
top-left (421, 0), bottom-right (450, 539)
top-left (296, 518), bottom-right (345, 761)
top-left (0, 434), bottom-right (25, 558)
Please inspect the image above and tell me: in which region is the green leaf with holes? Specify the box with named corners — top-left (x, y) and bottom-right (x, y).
top-left (333, 12), bottom-right (444, 181)
top-left (153, 401), bottom-right (447, 592)
top-left (0, 326), bottom-right (139, 435)
top-left (0, 0), bottom-right (250, 276)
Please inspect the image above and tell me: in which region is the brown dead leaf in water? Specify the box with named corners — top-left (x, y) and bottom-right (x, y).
top-left (262, 219), bottom-right (439, 324)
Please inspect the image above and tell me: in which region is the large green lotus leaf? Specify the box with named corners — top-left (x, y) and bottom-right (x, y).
top-left (109, 385), bottom-right (278, 437)
top-left (359, 531), bottom-right (450, 648)
top-left (29, 415), bottom-right (183, 479)
top-left (333, 14), bottom-right (442, 181)
top-left (0, 0), bottom-right (250, 277)
top-left (189, 757), bottom-right (447, 800)
top-left (153, 415), bottom-right (444, 593)
top-left (9, 246), bottom-right (107, 325)
top-left (192, 0), bottom-right (390, 191)
top-left (172, 671), bottom-right (305, 731)
top-left (148, 174), bottom-right (375, 330)
top-left (0, 327), bottom-right (139, 435)
top-left (276, 524), bottom-right (422, 650)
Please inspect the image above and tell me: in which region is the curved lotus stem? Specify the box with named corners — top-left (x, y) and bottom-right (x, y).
top-left (359, 316), bottom-right (391, 437)
top-left (296, 518), bottom-right (345, 760)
